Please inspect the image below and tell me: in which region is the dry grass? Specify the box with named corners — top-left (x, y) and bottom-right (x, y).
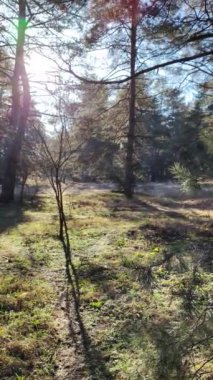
top-left (0, 190), bottom-right (212, 379)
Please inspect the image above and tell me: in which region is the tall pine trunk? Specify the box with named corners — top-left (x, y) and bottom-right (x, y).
top-left (1, 0), bottom-right (30, 203)
top-left (124, 0), bottom-right (137, 199)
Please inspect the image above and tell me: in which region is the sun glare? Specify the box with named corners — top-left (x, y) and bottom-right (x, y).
top-left (27, 52), bottom-right (58, 118)
top-left (27, 52), bottom-right (55, 81)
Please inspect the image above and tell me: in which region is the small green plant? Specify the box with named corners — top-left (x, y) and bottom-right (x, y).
top-left (89, 300), bottom-right (105, 309)
top-left (16, 375), bottom-right (25, 380)
top-left (121, 252), bottom-right (144, 268)
top-left (149, 246), bottom-right (160, 256)
top-left (116, 236), bottom-right (127, 247)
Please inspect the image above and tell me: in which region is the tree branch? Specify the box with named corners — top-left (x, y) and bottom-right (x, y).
top-left (68, 50), bottom-right (213, 85)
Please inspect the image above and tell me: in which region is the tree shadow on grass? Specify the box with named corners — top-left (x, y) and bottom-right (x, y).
top-left (151, 196), bottom-right (213, 212)
top-left (114, 293), bottom-right (213, 380)
top-left (105, 196), bottom-right (189, 222)
top-left (114, 318), bottom-right (186, 380)
top-left (76, 262), bottom-right (120, 302)
top-left (61, 236), bottom-right (114, 379)
top-left (77, 264), bottom-right (212, 378)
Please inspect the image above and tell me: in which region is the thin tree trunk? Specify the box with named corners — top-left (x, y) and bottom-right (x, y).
top-left (1, 0), bottom-right (30, 203)
top-left (19, 167), bottom-right (29, 203)
top-left (124, 0), bottom-right (137, 199)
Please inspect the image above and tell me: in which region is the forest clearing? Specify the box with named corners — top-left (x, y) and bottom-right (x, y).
top-left (0, 1), bottom-right (213, 379)
top-left (0, 185), bottom-right (212, 380)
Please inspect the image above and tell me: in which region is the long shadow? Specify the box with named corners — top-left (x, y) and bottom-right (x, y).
top-left (61, 234), bottom-right (113, 379)
top-left (152, 196), bottom-right (213, 212)
top-left (105, 189), bottom-right (213, 221)
top-left (117, 318), bottom-right (186, 380)
top-left (105, 196), bottom-right (188, 222)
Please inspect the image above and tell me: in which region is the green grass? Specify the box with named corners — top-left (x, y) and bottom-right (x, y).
top-left (0, 191), bottom-right (212, 379)
top-left (64, 192), bottom-right (212, 380)
top-left (0, 202), bottom-right (59, 380)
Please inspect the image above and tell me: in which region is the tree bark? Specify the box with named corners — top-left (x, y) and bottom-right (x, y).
top-left (124, 0), bottom-right (137, 198)
top-left (0, 0), bottom-right (30, 203)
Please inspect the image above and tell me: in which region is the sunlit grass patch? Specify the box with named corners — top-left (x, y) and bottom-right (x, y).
top-left (16, 219), bottom-right (54, 238)
top-left (0, 201), bottom-right (58, 380)
top-left (63, 190), bottom-right (212, 379)
top-left (120, 250), bottom-right (156, 268)
top-left (42, 192), bottom-right (213, 379)
top-left (0, 275), bottom-right (57, 379)
top-left (1, 189), bottom-right (212, 380)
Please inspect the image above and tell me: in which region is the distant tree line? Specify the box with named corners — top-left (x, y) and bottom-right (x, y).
top-left (0, 0), bottom-right (212, 201)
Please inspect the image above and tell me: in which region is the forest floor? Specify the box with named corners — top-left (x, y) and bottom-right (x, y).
top-left (0, 186), bottom-right (212, 380)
